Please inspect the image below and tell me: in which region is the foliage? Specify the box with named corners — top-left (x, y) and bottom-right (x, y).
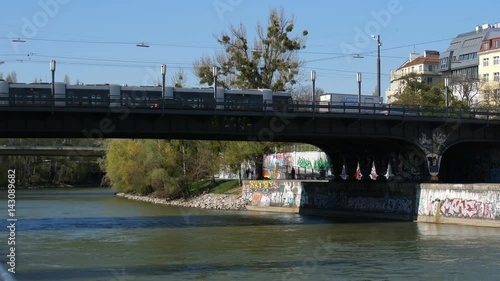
top-left (392, 73), bottom-right (466, 108)
top-left (103, 139), bottom-right (225, 198)
top-left (0, 71), bottom-right (17, 83)
top-left (194, 8), bottom-right (307, 92)
top-left (171, 69), bottom-right (187, 88)
top-left (193, 8), bottom-right (307, 180)
top-left (0, 155), bottom-right (100, 187)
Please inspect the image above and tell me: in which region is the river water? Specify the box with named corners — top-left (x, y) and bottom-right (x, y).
top-left (1, 188), bottom-right (499, 281)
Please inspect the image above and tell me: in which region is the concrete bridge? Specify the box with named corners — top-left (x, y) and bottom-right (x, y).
top-left (1, 83), bottom-right (500, 182)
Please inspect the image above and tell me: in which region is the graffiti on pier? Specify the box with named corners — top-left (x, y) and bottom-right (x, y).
top-left (243, 180), bottom-right (302, 208)
top-left (347, 196), bottom-right (412, 215)
top-left (440, 198), bottom-right (496, 220)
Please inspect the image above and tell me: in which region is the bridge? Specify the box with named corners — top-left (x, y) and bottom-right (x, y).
top-left (1, 83), bottom-right (500, 183)
top-left (0, 139), bottom-right (105, 156)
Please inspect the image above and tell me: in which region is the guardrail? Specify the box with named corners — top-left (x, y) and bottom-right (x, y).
top-left (1, 96), bottom-right (500, 120)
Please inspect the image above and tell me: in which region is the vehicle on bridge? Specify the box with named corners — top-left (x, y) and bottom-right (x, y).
top-left (319, 93), bottom-right (383, 114)
top-left (0, 81), bottom-right (293, 111)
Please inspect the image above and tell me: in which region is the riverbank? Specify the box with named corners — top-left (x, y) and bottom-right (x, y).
top-left (116, 192), bottom-right (246, 210)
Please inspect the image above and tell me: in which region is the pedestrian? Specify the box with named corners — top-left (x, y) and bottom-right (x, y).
top-left (291, 167), bottom-right (296, 179)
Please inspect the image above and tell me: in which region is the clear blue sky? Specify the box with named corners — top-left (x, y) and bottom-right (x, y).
top-left (1, 0), bottom-right (500, 100)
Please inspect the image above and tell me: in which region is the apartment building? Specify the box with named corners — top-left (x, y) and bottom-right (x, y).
top-left (439, 23), bottom-right (500, 106)
top-left (478, 31), bottom-right (500, 105)
top-left (385, 51), bottom-right (441, 103)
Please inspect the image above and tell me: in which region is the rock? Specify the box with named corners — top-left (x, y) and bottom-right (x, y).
top-left (115, 192), bottom-right (246, 211)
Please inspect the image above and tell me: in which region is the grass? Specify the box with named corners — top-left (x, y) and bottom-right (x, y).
top-left (189, 179), bottom-right (240, 195)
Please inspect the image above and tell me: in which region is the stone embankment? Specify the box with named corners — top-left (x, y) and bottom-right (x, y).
top-left (116, 193), bottom-right (246, 210)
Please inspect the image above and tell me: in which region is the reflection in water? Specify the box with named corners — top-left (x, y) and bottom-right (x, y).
top-left (1, 188), bottom-right (499, 281)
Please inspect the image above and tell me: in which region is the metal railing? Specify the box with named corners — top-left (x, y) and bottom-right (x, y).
top-left (1, 96), bottom-right (500, 120)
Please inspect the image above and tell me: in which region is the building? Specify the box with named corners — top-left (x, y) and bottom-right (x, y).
top-left (439, 23), bottom-right (500, 106)
top-left (478, 30), bottom-right (500, 105)
top-left (386, 51), bottom-right (441, 103)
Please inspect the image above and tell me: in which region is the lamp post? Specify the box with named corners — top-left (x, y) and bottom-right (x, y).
top-left (371, 35), bottom-right (381, 97)
top-left (161, 64), bottom-right (166, 111)
top-left (444, 77), bottom-right (449, 110)
top-left (357, 72), bottom-right (362, 112)
top-left (311, 70), bottom-right (316, 111)
top-left (50, 60), bottom-right (56, 105)
top-left (212, 66), bottom-right (218, 103)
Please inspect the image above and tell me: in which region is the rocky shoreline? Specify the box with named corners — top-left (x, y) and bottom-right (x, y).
top-left (115, 192), bottom-right (247, 210)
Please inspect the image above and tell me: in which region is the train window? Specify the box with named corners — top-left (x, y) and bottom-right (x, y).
top-left (174, 92), bottom-right (214, 109)
top-left (67, 89), bottom-right (109, 107)
top-left (225, 93), bottom-right (262, 110)
top-left (122, 90), bottom-right (162, 108)
top-left (9, 87), bottom-right (52, 106)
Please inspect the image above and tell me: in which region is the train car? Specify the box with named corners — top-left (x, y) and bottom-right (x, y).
top-left (0, 81), bottom-right (293, 111)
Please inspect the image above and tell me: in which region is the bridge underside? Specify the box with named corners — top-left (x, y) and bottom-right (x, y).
top-left (2, 107), bottom-right (500, 183)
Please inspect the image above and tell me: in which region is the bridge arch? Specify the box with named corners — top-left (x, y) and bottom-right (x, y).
top-left (311, 137), bottom-right (427, 182)
top-left (440, 140), bottom-right (500, 183)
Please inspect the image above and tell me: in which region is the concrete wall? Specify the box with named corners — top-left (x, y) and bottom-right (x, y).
top-left (242, 180), bottom-right (305, 213)
top-left (416, 184), bottom-right (500, 227)
top-left (242, 180), bottom-right (416, 220)
top-left (299, 182), bottom-right (416, 221)
top-left (243, 180), bottom-right (500, 227)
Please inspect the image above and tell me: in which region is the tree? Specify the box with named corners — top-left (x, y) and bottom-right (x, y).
top-left (4, 71), bottom-right (17, 83)
top-left (449, 75), bottom-right (480, 107)
top-left (193, 8), bottom-right (308, 179)
top-left (171, 69), bottom-right (187, 88)
top-left (194, 8), bottom-right (307, 91)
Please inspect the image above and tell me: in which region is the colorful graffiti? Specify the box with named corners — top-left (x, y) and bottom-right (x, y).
top-left (243, 181), bottom-right (302, 208)
top-left (440, 198), bottom-right (496, 220)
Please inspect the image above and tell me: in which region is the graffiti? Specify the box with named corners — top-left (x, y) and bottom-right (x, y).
top-left (297, 157), bottom-right (312, 169)
top-left (440, 198), bottom-right (496, 220)
top-left (243, 181), bottom-right (302, 208)
top-left (313, 159), bottom-right (330, 171)
top-left (249, 181), bottom-right (275, 189)
top-left (347, 196), bottom-right (412, 214)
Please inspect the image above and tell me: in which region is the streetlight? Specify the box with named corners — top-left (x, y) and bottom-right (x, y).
top-left (161, 64), bottom-right (166, 111)
top-left (50, 60), bottom-right (56, 99)
top-left (213, 66), bottom-right (218, 102)
top-left (371, 34), bottom-right (381, 97)
top-left (357, 72), bottom-right (362, 105)
top-left (444, 77), bottom-right (449, 109)
top-left (311, 70), bottom-right (316, 109)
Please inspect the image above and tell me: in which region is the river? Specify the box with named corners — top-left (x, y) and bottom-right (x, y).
top-left (1, 188), bottom-right (499, 281)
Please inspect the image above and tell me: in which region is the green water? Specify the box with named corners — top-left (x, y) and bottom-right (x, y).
top-left (1, 188), bottom-right (499, 280)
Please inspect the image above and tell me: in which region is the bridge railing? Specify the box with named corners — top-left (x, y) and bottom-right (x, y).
top-left (3, 95), bottom-right (500, 120)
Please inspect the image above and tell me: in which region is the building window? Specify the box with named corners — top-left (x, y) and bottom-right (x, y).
top-left (495, 72), bottom-right (500, 82)
top-left (419, 65), bottom-right (423, 72)
top-left (427, 77), bottom-right (433, 84)
top-left (428, 65), bottom-right (433, 71)
top-left (484, 90), bottom-right (490, 101)
top-left (440, 58), bottom-right (448, 69)
top-left (495, 41), bottom-right (500, 48)
top-left (494, 56), bottom-right (499, 65)
top-left (483, 74), bottom-right (489, 83)
top-left (483, 58), bottom-right (489, 67)
top-left (484, 43), bottom-right (490, 50)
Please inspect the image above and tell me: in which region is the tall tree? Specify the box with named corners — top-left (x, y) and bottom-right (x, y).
top-left (193, 8), bottom-right (307, 179)
top-left (194, 8), bottom-right (307, 91)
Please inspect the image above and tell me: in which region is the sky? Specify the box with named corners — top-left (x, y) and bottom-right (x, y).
top-left (1, 0), bottom-right (500, 100)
